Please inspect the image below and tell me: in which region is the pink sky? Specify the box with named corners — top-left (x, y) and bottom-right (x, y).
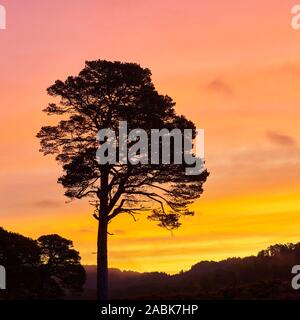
top-left (1, 0), bottom-right (300, 272)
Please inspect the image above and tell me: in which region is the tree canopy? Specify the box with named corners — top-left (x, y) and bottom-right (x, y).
top-left (37, 60), bottom-right (209, 229)
top-left (0, 228), bottom-right (85, 299)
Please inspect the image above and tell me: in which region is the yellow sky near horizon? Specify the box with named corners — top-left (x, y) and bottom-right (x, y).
top-left (1, 0), bottom-right (300, 273)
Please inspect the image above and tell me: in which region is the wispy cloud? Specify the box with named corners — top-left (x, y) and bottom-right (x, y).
top-left (267, 131), bottom-right (296, 147)
top-left (111, 229), bottom-right (126, 235)
top-left (33, 200), bottom-right (61, 208)
top-left (206, 78), bottom-right (233, 97)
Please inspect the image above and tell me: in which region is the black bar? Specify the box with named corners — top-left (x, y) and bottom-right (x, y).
top-left (0, 300), bottom-right (299, 319)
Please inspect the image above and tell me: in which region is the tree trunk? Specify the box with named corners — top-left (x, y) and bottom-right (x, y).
top-left (97, 165), bottom-right (110, 300)
top-left (97, 216), bottom-right (108, 300)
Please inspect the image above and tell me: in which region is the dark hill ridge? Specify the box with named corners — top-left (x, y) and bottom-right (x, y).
top-left (82, 242), bottom-right (300, 299)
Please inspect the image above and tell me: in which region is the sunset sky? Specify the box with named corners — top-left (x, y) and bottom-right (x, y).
top-left (1, 0), bottom-right (300, 273)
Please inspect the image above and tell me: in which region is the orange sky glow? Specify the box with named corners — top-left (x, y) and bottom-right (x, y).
top-left (1, 0), bottom-right (300, 273)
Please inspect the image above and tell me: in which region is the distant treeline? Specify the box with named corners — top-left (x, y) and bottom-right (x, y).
top-left (84, 243), bottom-right (300, 299)
top-left (2, 225), bottom-right (300, 300)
